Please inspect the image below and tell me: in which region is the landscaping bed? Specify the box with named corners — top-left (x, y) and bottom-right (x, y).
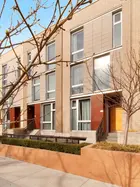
top-left (93, 141), bottom-right (140, 153)
top-left (1, 138), bottom-right (88, 155)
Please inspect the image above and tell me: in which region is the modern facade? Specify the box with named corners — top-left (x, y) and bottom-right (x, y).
top-left (0, 0), bottom-right (140, 143)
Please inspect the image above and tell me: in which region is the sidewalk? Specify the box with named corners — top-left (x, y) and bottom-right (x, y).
top-left (0, 156), bottom-right (121, 187)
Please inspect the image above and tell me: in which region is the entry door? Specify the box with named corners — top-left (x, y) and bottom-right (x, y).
top-left (110, 107), bottom-right (123, 132)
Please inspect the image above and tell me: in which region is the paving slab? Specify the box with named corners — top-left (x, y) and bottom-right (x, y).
top-left (0, 156), bottom-right (121, 187)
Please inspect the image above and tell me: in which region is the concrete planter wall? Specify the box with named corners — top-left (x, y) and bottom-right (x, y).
top-left (0, 144), bottom-right (140, 187)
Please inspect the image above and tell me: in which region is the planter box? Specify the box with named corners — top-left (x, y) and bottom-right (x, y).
top-left (0, 144), bottom-right (140, 187)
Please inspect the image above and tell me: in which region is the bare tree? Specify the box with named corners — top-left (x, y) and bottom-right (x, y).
top-left (0, 0), bottom-right (92, 130)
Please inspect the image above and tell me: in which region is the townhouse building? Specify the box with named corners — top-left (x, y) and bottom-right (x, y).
top-left (1, 0), bottom-right (140, 143)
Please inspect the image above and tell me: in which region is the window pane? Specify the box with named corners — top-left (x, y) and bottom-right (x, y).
top-left (48, 73), bottom-right (55, 91)
top-left (28, 52), bottom-right (31, 61)
top-left (43, 104), bottom-right (51, 121)
top-left (47, 92), bottom-right (55, 99)
top-left (113, 23), bottom-right (121, 47)
top-left (72, 31), bottom-right (83, 52)
top-left (78, 122), bottom-right (91, 130)
top-left (48, 43), bottom-right (55, 61)
top-left (115, 13), bottom-right (121, 23)
top-left (71, 86), bottom-right (83, 95)
top-left (71, 64), bottom-right (83, 86)
top-left (34, 85), bottom-right (40, 100)
top-left (94, 69), bottom-right (110, 91)
top-left (79, 100), bottom-right (90, 120)
top-left (94, 55), bottom-right (110, 91)
top-left (72, 51), bottom-right (84, 61)
top-left (43, 123), bottom-right (51, 130)
top-left (52, 111), bottom-right (55, 130)
top-left (71, 109), bottom-right (77, 130)
top-left (48, 64), bottom-right (56, 70)
top-left (34, 77), bottom-right (39, 84)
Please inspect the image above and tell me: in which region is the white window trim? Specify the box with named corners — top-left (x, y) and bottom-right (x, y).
top-left (71, 98), bottom-right (91, 131)
top-left (2, 64), bottom-right (7, 86)
top-left (71, 29), bottom-right (84, 61)
top-left (46, 42), bottom-right (56, 71)
top-left (46, 72), bottom-right (55, 99)
top-left (42, 103), bottom-right (55, 130)
top-left (94, 55), bottom-right (110, 92)
top-left (113, 11), bottom-right (122, 48)
top-left (33, 77), bottom-right (40, 101)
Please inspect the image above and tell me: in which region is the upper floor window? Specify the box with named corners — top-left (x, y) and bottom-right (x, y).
top-left (33, 77), bottom-right (40, 101)
top-left (17, 57), bottom-right (21, 78)
top-left (94, 55), bottom-right (110, 91)
top-left (47, 72), bottom-right (55, 99)
top-left (113, 11), bottom-right (122, 48)
top-left (28, 52), bottom-right (32, 76)
top-left (71, 30), bottom-right (84, 61)
top-left (2, 64), bottom-right (7, 86)
top-left (47, 42), bottom-right (56, 70)
top-left (71, 64), bottom-right (83, 95)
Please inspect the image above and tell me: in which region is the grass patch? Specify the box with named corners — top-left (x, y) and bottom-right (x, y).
top-left (92, 142), bottom-right (140, 153)
top-left (1, 138), bottom-right (89, 155)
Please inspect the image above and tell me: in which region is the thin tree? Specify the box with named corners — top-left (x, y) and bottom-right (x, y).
top-left (0, 0), bottom-right (92, 128)
top-left (85, 49), bottom-right (140, 145)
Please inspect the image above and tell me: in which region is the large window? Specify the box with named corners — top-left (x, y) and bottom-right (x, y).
top-left (47, 42), bottom-right (56, 70)
top-left (71, 30), bottom-right (84, 61)
top-left (47, 72), bottom-right (56, 99)
top-left (42, 103), bottom-right (55, 130)
top-left (71, 99), bottom-right (91, 131)
top-left (113, 11), bottom-right (122, 48)
top-left (94, 55), bottom-right (110, 91)
top-left (33, 77), bottom-right (40, 101)
top-left (71, 64), bottom-right (83, 95)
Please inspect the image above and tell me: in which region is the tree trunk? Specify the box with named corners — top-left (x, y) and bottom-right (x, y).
top-left (123, 115), bottom-right (130, 145)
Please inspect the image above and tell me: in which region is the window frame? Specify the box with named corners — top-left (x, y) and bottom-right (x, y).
top-left (32, 76), bottom-right (40, 101)
top-left (71, 63), bottom-right (84, 95)
top-left (71, 29), bottom-right (84, 62)
top-left (71, 98), bottom-right (91, 131)
top-left (113, 11), bottom-right (122, 48)
top-left (93, 54), bottom-right (110, 92)
top-left (46, 72), bottom-right (56, 100)
top-left (16, 57), bottom-right (21, 78)
top-left (2, 64), bottom-right (7, 86)
top-left (28, 52), bottom-right (32, 76)
top-left (46, 42), bottom-right (56, 70)
top-left (42, 102), bottom-right (55, 130)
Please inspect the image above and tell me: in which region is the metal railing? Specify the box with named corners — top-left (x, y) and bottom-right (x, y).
top-left (96, 118), bottom-right (105, 142)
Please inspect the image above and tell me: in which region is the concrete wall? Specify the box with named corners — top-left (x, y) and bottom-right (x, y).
top-left (0, 144), bottom-right (140, 187)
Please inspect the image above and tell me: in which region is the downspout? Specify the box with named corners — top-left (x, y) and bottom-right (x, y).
top-left (61, 28), bottom-right (63, 132)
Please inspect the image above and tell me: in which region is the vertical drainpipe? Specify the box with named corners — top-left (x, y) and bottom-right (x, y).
top-left (61, 28), bottom-right (63, 132)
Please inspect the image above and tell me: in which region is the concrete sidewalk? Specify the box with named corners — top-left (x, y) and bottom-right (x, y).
top-left (0, 156), bottom-right (121, 187)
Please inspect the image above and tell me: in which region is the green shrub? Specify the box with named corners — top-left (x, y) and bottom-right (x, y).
top-left (1, 138), bottom-right (88, 155)
top-left (92, 142), bottom-right (140, 153)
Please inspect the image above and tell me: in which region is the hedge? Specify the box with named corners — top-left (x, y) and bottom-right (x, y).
top-left (93, 142), bottom-right (140, 153)
top-left (1, 138), bottom-right (89, 155)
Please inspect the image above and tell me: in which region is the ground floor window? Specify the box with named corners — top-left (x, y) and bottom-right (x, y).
top-left (71, 98), bottom-right (91, 130)
top-left (42, 103), bottom-right (55, 130)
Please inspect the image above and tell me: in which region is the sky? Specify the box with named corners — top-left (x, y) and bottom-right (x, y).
top-left (0, 0), bottom-right (80, 43)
